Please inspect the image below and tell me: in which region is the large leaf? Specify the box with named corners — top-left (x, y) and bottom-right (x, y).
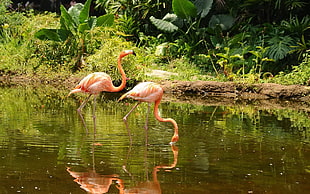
top-left (172, 0), bottom-right (197, 19)
top-left (79, 0), bottom-right (91, 23)
top-left (163, 13), bottom-right (183, 28)
top-left (96, 14), bottom-right (114, 27)
top-left (35, 29), bottom-right (71, 41)
top-left (150, 16), bottom-right (179, 33)
top-left (162, 13), bottom-right (178, 23)
top-left (209, 14), bottom-right (234, 31)
top-left (194, 0), bottom-right (213, 18)
top-left (60, 5), bottom-right (77, 34)
top-left (266, 36), bottom-right (295, 60)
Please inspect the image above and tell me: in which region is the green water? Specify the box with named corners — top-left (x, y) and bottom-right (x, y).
top-left (0, 86), bottom-right (309, 193)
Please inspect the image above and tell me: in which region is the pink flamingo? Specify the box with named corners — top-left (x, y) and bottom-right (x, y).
top-left (68, 50), bottom-right (136, 113)
top-left (118, 82), bottom-right (179, 143)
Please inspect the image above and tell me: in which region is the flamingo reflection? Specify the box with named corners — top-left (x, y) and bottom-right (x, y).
top-left (67, 115), bottom-right (124, 194)
top-left (67, 143), bottom-right (178, 194)
top-left (67, 168), bottom-right (124, 194)
top-left (121, 144), bottom-right (178, 194)
top-left (67, 117), bottom-right (178, 194)
top-left (122, 121), bottom-right (178, 194)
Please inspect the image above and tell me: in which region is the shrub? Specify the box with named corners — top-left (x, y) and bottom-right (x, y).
top-left (272, 51), bottom-right (310, 85)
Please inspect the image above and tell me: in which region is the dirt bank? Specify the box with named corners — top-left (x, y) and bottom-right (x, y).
top-left (1, 74), bottom-right (310, 110)
top-left (159, 80), bottom-right (310, 101)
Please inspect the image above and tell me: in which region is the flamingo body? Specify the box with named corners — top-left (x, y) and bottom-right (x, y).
top-left (119, 82), bottom-right (179, 143)
top-left (119, 82), bottom-right (163, 103)
top-left (69, 72), bottom-right (114, 95)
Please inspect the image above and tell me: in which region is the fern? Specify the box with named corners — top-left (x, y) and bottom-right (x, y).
top-left (281, 16), bottom-right (310, 36)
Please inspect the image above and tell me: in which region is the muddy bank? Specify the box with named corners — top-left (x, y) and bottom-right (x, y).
top-left (158, 80), bottom-right (310, 111)
top-left (159, 80), bottom-right (310, 101)
top-left (1, 74), bottom-right (310, 110)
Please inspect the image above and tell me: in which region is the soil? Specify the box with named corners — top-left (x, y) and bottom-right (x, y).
top-left (1, 74), bottom-right (310, 111)
top-left (159, 80), bottom-right (310, 112)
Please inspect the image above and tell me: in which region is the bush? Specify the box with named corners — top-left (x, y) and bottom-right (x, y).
top-left (0, 2), bottom-right (60, 74)
top-left (272, 51), bottom-right (310, 85)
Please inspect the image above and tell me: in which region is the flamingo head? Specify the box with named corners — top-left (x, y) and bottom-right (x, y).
top-left (120, 50), bottom-right (136, 58)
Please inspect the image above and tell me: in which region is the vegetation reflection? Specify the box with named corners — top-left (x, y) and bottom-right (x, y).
top-left (0, 86), bottom-right (309, 193)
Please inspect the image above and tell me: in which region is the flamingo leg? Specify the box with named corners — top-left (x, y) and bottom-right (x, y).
top-left (77, 94), bottom-right (92, 134)
top-left (77, 94), bottom-right (92, 113)
top-left (78, 111), bottom-right (89, 134)
top-left (144, 103), bottom-right (151, 129)
top-left (93, 95), bottom-right (97, 134)
top-left (144, 103), bottom-right (151, 145)
top-left (123, 102), bottom-right (141, 121)
top-left (124, 120), bottom-right (133, 145)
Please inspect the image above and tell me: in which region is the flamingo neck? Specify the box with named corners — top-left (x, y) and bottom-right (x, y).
top-left (153, 99), bottom-right (179, 137)
top-left (110, 56), bottom-right (127, 92)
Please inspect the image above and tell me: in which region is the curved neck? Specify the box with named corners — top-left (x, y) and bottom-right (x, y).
top-left (153, 99), bottom-right (178, 133)
top-left (110, 55), bottom-right (127, 92)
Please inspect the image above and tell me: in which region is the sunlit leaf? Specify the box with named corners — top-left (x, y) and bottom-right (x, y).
top-left (96, 14), bottom-right (114, 27)
top-left (172, 0), bottom-right (197, 19)
top-left (79, 0), bottom-right (91, 23)
top-left (35, 29), bottom-right (70, 41)
top-left (60, 5), bottom-right (77, 34)
top-left (78, 23), bottom-right (90, 34)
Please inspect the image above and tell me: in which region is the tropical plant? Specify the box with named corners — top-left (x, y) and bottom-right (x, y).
top-left (265, 29), bottom-right (295, 61)
top-left (35, 0), bottom-right (114, 71)
top-left (149, 0), bottom-right (234, 57)
top-left (95, 0), bottom-right (170, 42)
top-left (283, 16), bottom-right (310, 60)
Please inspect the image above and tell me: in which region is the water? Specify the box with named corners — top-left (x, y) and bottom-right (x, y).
top-left (0, 85), bottom-right (309, 193)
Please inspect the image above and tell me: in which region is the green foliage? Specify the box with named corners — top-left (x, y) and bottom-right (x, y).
top-left (149, 14), bottom-right (179, 33)
top-left (35, 0), bottom-right (114, 71)
top-left (209, 14), bottom-right (235, 31)
top-left (96, 0), bottom-right (170, 42)
top-left (0, 1), bottom-right (62, 74)
top-left (266, 35), bottom-right (295, 61)
top-left (0, 0), bottom-right (309, 86)
top-left (147, 57), bottom-right (213, 81)
top-left (273, 51), bottom-right (310, 85)
top-left (172, 0), bottom-right (197, 19)
top-left (150, 0), bottom-right (236, 59)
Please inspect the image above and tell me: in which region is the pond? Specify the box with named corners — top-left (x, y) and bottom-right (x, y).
top-left (0, 85), bottom-right (309, 193)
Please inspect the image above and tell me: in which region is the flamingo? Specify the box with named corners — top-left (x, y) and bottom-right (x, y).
top-left (68, 50), bottom-right (136, 113)
top-left (118, 82), bottom-right (179, 143)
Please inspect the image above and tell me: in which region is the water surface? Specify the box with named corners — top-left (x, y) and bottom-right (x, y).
top-left (0, 86), bottom-right (309, 193)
